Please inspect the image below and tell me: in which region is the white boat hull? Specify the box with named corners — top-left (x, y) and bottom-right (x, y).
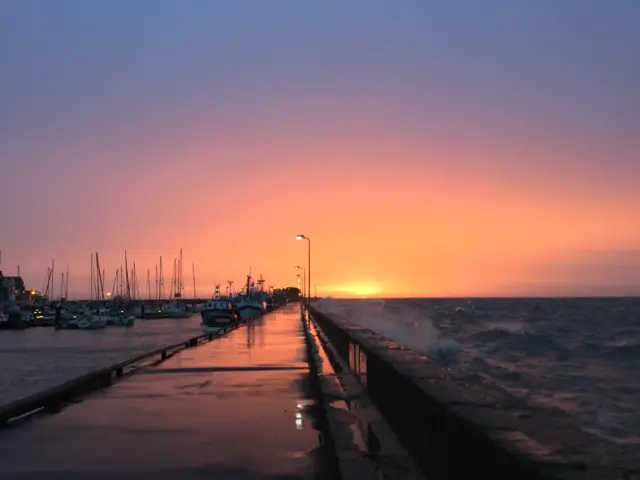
top-left (80, 317), bottom-right (108, 329)
top-left (106, 314), bottom-right (135, 326)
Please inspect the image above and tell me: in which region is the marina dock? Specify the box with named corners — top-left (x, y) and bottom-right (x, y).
top-left (0, 304), bottom-right (375, 479)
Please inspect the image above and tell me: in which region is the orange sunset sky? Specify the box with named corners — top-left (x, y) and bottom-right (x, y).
top-left (1, 2), bottom-right (639, 298)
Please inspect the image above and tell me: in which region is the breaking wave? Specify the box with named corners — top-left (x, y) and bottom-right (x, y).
top-left (315, 296), bottom-right (640, 445)
top-left (316, 297), bottom-right (460, 363)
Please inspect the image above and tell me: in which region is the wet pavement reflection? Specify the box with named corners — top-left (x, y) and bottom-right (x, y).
top-left (0, 304), bottom-right (326, 479)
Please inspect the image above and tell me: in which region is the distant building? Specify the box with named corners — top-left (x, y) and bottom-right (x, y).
top-left (0, 273), bottom-right (26, 302)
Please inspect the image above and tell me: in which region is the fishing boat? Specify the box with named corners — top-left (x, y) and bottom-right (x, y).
top-left (235, 274), bottom-right (267, 321)
top-left (201, 300), bottom-right (237, 333)
top-left (163, 302), bottom-right (189, 318)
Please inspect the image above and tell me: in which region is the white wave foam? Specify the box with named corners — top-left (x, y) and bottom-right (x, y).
top-left (486, 321), bottom-right (528, 334)
top-left (315, 297), bottom-right (460, 360)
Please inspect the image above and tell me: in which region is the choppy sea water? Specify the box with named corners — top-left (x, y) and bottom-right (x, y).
top-left (0, 315), bottom-right (204, 405)
top-left (316, 297), bottom-right (640, 445)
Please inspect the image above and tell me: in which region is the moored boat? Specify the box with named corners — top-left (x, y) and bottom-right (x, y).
top-left (0, 311), bottom-right (29, 330)
top-left (236, 296), bottom-right (266, 321)
top-left (105, 310), bottom-right (135, 326)
top-left (235, 274), bottom-right (267, 321)
top-left (163, 302), bottom-right (190, 318)
top-left (56, 307), bottom-right (107, 330)
top-left (201, 300), bottom-right (237, 333)
top-left (34, 306), bottom-right (56, 326)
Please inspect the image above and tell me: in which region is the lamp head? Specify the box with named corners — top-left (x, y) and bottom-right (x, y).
top-left (295, 234), bottom-right (305, 240)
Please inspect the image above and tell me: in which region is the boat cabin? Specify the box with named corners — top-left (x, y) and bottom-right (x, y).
top-left (203, 300), bottom-right (234, 311)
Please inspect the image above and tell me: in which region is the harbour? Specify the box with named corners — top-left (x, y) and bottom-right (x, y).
top-left (3, 2), bottom-right (640, 478)
top-left (1, 260), bottom-right (299, 405)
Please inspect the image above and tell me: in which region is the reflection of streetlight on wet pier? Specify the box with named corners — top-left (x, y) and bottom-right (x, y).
top-left (295, 235), bottom-right (310, 305)
top-left (295, 402), bottom-right (304, 430)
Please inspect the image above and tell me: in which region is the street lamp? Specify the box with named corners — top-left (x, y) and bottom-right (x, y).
top-left (295, 266), bottom-right (305, 301)
top-left (295, 235), bottom-right (310, 306)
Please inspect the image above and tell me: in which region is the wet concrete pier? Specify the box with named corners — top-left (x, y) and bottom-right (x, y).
top-left (0, 305), bottom-right (340, 479)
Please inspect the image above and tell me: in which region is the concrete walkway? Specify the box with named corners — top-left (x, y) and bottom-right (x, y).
top-left (0, 304), bottom-right (332, 479)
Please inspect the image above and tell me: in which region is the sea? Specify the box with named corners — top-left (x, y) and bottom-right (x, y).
top-left (316, 297), bottom-right (640, 445)
top-left (2, 298), bottom-right (639, 445)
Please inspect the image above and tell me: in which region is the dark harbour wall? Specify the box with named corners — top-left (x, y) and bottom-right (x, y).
top-left (308, 305), bottom-right (640, 480)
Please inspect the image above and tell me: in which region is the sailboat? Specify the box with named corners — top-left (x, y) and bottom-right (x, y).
top-left (164, 252), bottom-right (189, 318)
top-left (105, 309), bottom-right (135, 326)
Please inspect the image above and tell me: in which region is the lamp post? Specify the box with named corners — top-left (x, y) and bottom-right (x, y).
top-left (295, 235), bottom-right (310, 306)
top-left (295, 265), bottom-right (306, 302)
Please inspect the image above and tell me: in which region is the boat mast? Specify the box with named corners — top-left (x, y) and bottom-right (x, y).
top-left (42, 267), bottom-right (51, 300)
top-left (133, 262), bottom-right (140, 300)
top-left (90, 256), bottom-right (94, 301)
top-left (147, 268), bottom-right (151, 300)
top-left (159, 256), bottom-right (164, 300)
top-left (51, 259), bottom-right (55, 302)
top-left (96, 253), bottom-right (104, 300)
top-left (170, 258), bottom-right (176, 299)
top-left (130, 263), bottom-right (135, 300)
top-left (111, 270), bottom-right (118, 299)
top-left (90, 254), bottom-right (94, 301)
top-left (66, 264), bottom-right (69, 299)
top-left (178, 248), bottom-right (183, 298)
top-left (192, 262), bottom-right (196, 298)
top-left (124, 250), bottom-right (130, 300)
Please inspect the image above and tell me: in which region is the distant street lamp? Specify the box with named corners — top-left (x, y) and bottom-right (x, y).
top-left (295, 235), bottom-right (311, 306)
top-left (295, 266), bottom-right (305, 301)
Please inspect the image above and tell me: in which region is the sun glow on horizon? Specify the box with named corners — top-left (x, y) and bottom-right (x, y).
top-left (1, 2), bottom-right (639, 298)
top-left (326, 283), bottom-right (383, 299)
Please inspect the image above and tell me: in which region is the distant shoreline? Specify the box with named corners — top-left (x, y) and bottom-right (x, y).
top-left (317, 295), bottom-right (640, 300)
